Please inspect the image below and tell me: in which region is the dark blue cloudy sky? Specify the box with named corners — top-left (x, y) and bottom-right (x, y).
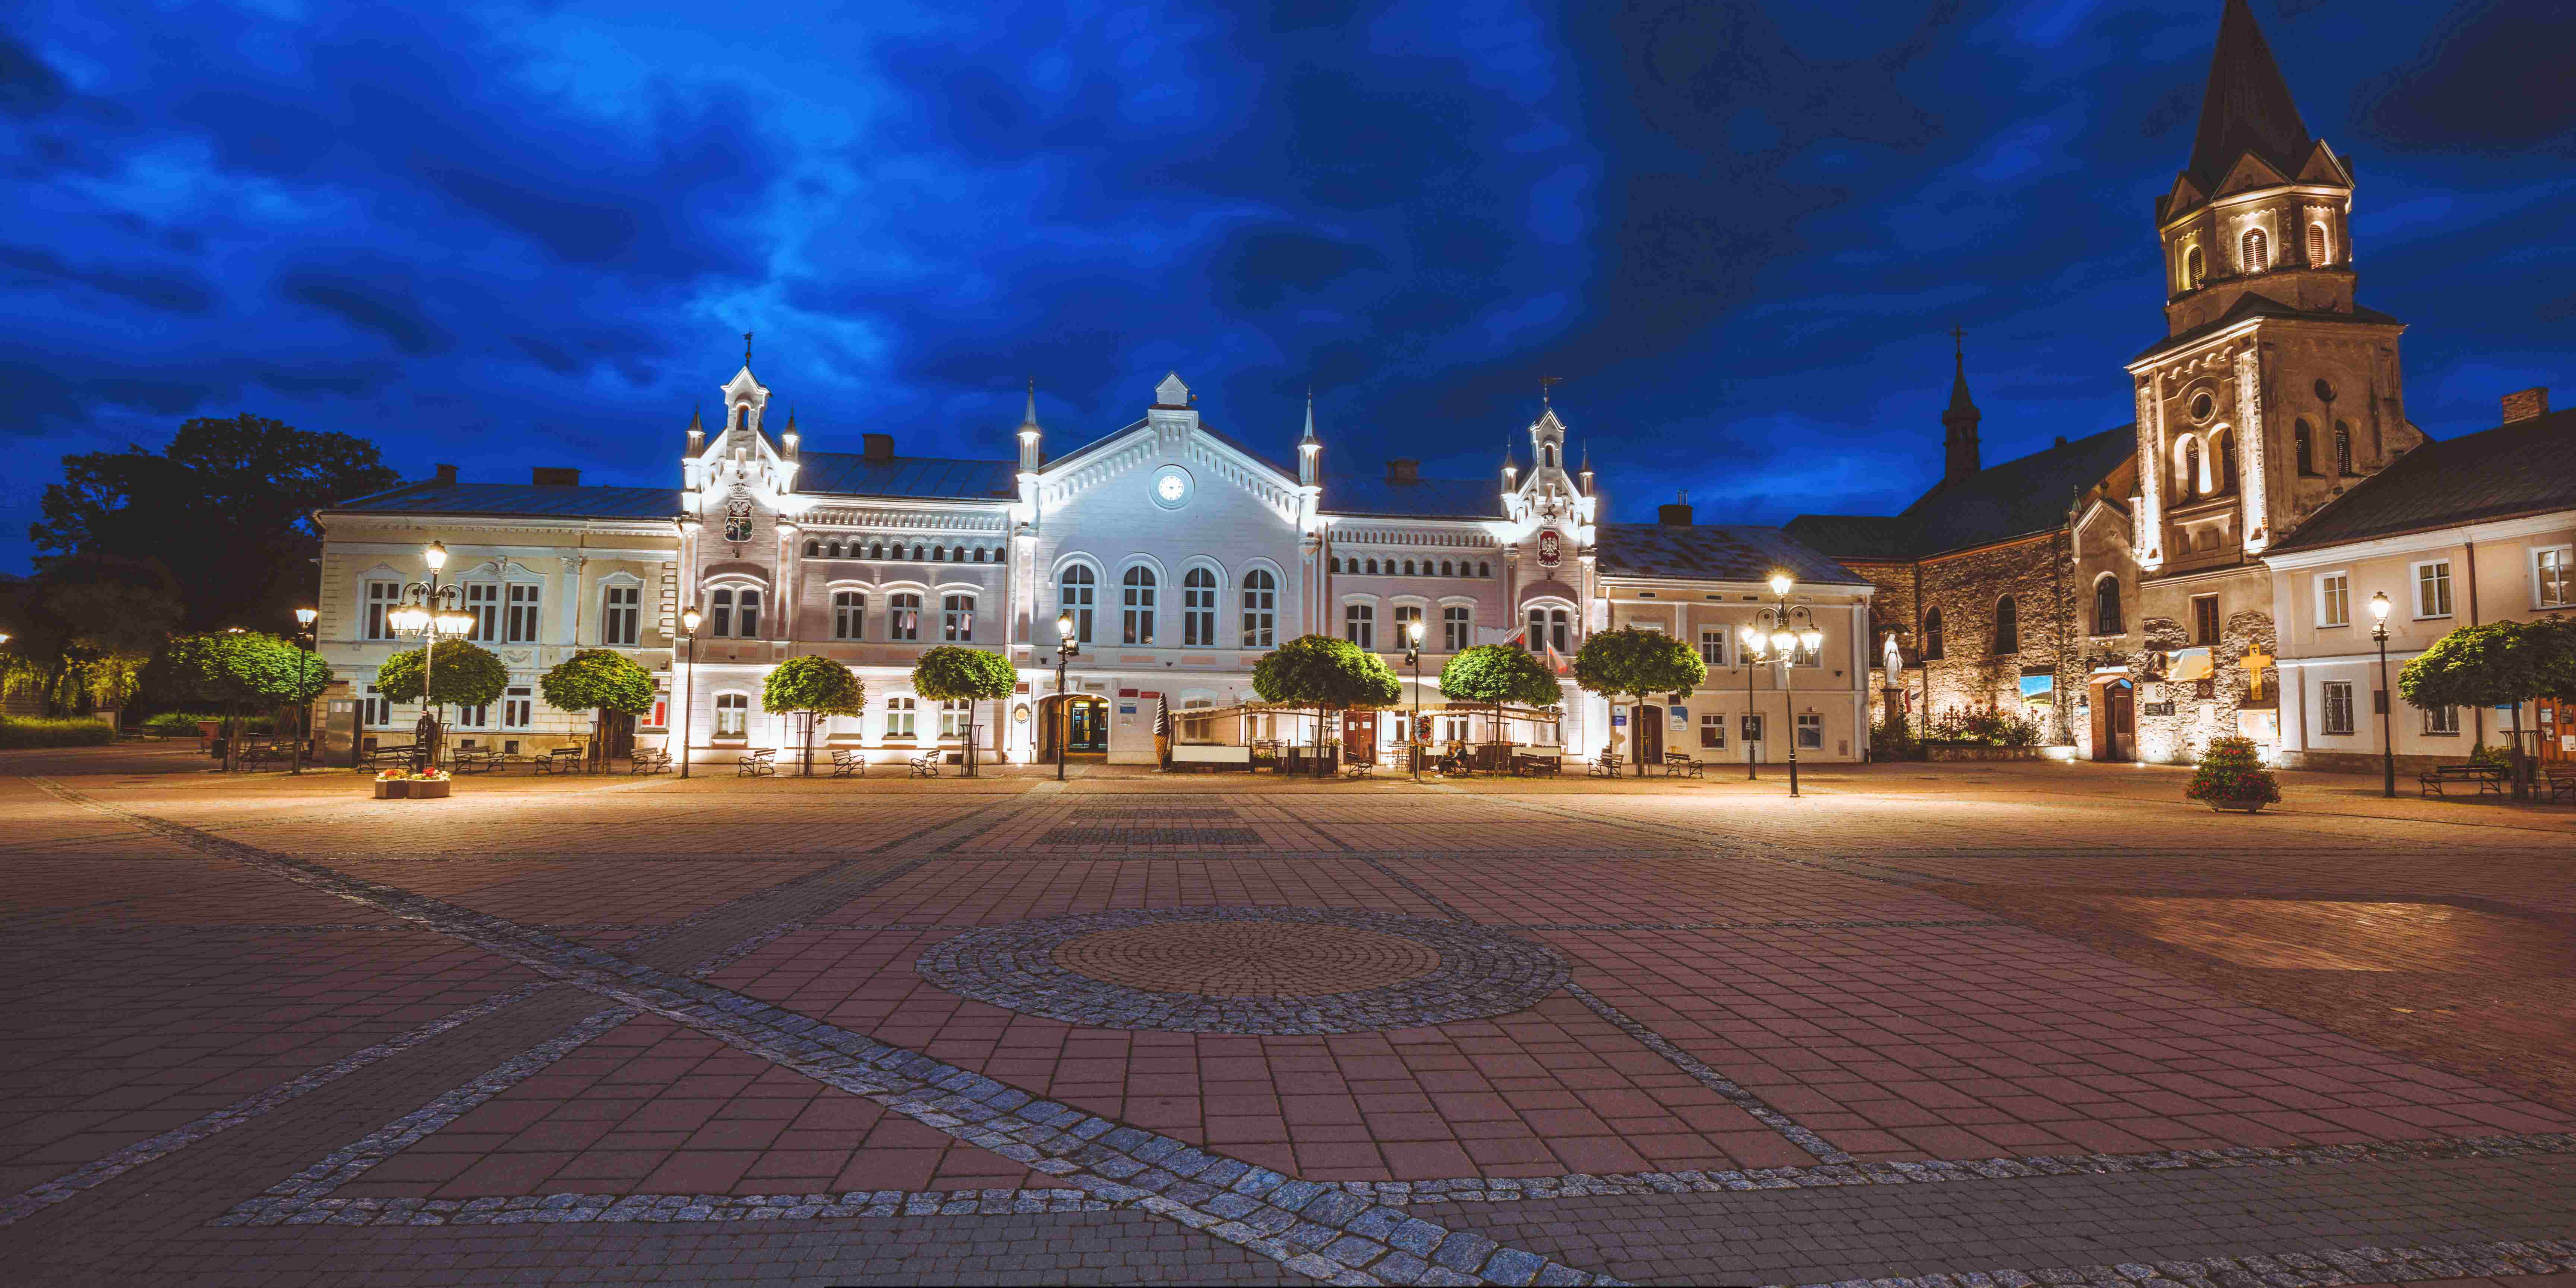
top-left (4, 0), bottom-right (2569, 572)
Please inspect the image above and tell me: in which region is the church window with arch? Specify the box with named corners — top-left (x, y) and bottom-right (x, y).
top-left (2240, 227), bottom-right (2268, 272)
top-left (1183, 567), bottom-right (1217, 647)
top-left (1477, 561), bottom-right (1491, 577)
top-left (2092, 576), bottom-right (2123, 636)
top-left (2180, 439), bottom-right (2202, 498)
top-left (2307, 222), bottom-right (2329, 265)
top-left (2334, 423), bottom-right (2354, 474)
top-left (804, 539), bottom-right (819, 556)
top-left (1241, 569), bottom-right (1276, 647)
top-left (1922, 608), bottom-right (1945, 660)
top-left (1993, 596), bottom-right (2019, 654)
top-left (2185, 245), bottom-right (2205, 287)
top-left (1059, 566), bottom-right (1095, 643)
top-left (2294, 420), bottom-right (2315, 475)
top-left (1121, 567), bottom-right (1156, 645)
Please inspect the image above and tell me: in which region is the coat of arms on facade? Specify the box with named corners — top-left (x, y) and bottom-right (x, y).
top-left (1537, 528), bottom-right (1562, 569)
top-left (723, 487), bottom-right (753, 544)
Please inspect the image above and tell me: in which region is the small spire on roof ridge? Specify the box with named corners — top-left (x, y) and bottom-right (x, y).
top-left (688, 405), bottom-right (702, 431)
top-left (1022, 376), bottom-right (1040, 428)
top-left (742, 330), bottom-right (754, 369)
top-left (1300, 386), bottom-right (1319, 444)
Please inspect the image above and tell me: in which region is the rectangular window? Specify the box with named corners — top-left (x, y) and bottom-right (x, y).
top-left (364, 581), bottom-right (400, 641)
top-left (1439, 714), bottom-right (1470, 743)
top-left (2535, 547), bottom-right (2572, 609)
top-left (886, 695), bottom-right (917, 739)
top-left (505, 583), bottom-right (541, 643)
top-left (1699, 630), bottom-right (1728, 667)
top-left (2425, 704), bottom-right (2459, 736)
top-left (601, 584), bottom-right (640, 646)
top-left (456, 699), bottom-right (490, 729)
top-left (2322, 681), bottom-right (2355, 736)
top-left (940, 700), bottom-right (970, 738)
top-left (1443, 606), bottom-right (1471, 652)
top-left (832, 591), bottom-right (865, 641)
top-left (1699, 712), bottom-right (1726, 749)
top-left (2191, 594), bottom-right (2221, 645)
top-left (889, 593), bottom-right (920, 642)
top-left (361, 684), bottom-right (391, 727)
top-left (733, 590), bottom-right (761, 638)
top-left (715, 693), bottom-right (748, 738)
top-left (503, 686), bottom-right (532, 729)
top-left (2415, 561), bottom-right (2453, 618)
top-left (1741, 713), bottom-right (1765, 744)
top-left (464, 582), bottom-right (499, 640)
top-left (1392, 604), bottom-right (1423, 649)
top-left (943, 593), bottom-right (974, 642)
top-left (1797, 713), bottom-right (1823, 749)
top-left (2316, 572), bottom-right (2349, 628)
top-left (1344, 603), bottom-right (1374, 650)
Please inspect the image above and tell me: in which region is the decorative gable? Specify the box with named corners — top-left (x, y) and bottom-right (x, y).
top-left (1154, 372), bottom-right (1190, 408)
top-left (2215, 151), bottom-right (2291, 196)
top-left (2294, 139), bottom-right (2349, 186)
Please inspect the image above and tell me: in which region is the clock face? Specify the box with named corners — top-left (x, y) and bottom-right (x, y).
top-left (1150, 466), bottom-right (1192, 509)
top-left (1157, 475), bottom-right (1186, 502)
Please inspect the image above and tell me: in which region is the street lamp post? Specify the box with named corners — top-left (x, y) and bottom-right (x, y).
top-left (386, 542), bottom-right (473, 774)
top-left (1405, 622), bottom-right (1428, 780)
top-left (1054, 612), bottom-right (1080, 782)
top-left (2370, 591), bottom-right (2395, 798)
top-left (677, 606), bottom-right (701, 779)
top-left (1739, 572), bottom-right (1825, 797)
top-left (291, 607), bottom-right (318, 774)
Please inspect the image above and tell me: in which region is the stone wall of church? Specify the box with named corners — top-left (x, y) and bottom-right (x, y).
top-left (1911, 534), bottom-right (2079, 743)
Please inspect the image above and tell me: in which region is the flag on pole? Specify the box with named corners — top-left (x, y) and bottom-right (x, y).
top-left (1544, 642), bottom-right (1570, 675)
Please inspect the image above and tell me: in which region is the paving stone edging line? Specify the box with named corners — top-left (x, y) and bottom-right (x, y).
top-left (1771, 1236), bottom-right (2576, 1288)
top-left (29, 777), bottom-right (1616, 1288)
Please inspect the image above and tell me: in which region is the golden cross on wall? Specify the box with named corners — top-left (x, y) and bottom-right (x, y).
top-left (2241, 645), bottom-right (2274, 700)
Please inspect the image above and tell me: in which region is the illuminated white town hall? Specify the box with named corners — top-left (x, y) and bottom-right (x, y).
top-left (312, 366), bottom-right (1877, 770)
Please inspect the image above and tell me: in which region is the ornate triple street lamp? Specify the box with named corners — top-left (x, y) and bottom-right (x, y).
top-left (677, 606), bottom-right (702, 779)
top-left (1403, 618), bottom-right (1426, 782)
top-left (1054, 611), bottom-right (1081, 783)
top-left (1737, 572), bottom-right (1826, 797)
top-left (291, 606), bottom-right (318, 774)
top-left (385, 542), bottom-right (475, 773)
top-left (2370, 590), bottom-right (2395, 798)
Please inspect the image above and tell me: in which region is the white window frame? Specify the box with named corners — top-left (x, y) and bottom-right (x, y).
top-left (1344, 600), bottom-right (1376, 650)
top-left (1059, 564), bottom-right (1098, 644)
top-left (600, 581), bottom-right (641, 647)
top-left (1797, 713), bottom-right (1823, 750)
top-left (2321, 680), bottom-right (2355, 736)
top-left (1699, 711), bottom-right (1726, 749)
top-left (2424, 704), bottom-right (2460, 736)
top-left (2412, 559), bottom-right (2454, 620)
top-left (2315, 571), bottom-right (2350, 629)
top-left (463, 581), bottom-right (500, 641)
top-left (714, 692), bottom-right (749, 739)
top-left (888, 591), bottom-right (922, 642)
top-left (939, 699), bottom-right (970, 739)
top-left (504, 582), bottom-right (542, 644)
top-left (2534, 546), bottom-right (2573, 610)
top-left (885, 694), bottom-right (918, 740)
top-left (1121, 566), bottom-right (1157, 645)
top-left (1442, 604), bottom-right (1473, 653)
top-left (1182, 566), bottom-right (1219, 648)
top-left (364, 580), bottom-right (401, 641)
top-left (942, 592), bottom-right (975, 642)
top-left (1390, 600), bottom-right (1425, 649)
top-left (361, 684), bottom-right (391, 727)
top-left (503, 685), bottom-right (533, 729)
top-left (1240, 568), bottom-right (1276, 648)
top-left (1699, 630), bottom-right (1729, 667)
top-left (832, 590), bottom-right (865, 641)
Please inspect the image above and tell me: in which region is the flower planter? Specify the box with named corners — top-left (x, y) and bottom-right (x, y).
top-left (408, 779), bottom-right (451, 799)
top-left (374, 779), bottom-right (408, 799)
top-left (2206, 797), bottom-right (2266, 814)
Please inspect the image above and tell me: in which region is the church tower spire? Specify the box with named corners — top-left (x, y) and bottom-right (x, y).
top-left (1941, 328), bottom-right (1981, 485)
top-left (1297, 388), bottom-right (1321, 487)
top-left (1018, 378), bottom-right (1044, 471)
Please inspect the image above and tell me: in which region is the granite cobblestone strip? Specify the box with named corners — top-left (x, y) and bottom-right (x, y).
top-left (1776, 1236), bottom-right (2576, 1288)
top-left (1500, 918), bottom-right (2007, 932)
top-left (0, 979), bottom-right (556, 1228)
top-left (1559, 980), bottom-right (1852, 1167)
top-left (1328, 1131), bottom-right (2576, 1205)
top-left (33, 779), bottom-right (1610, 1288)
top-left (215, 1005), bottom-right (639, 1227)
top-left (226, 1186), bottom-right (1121, 1228)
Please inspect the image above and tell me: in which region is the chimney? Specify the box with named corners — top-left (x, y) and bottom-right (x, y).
top-left (433, 463), bottom-right (458, 486)
top-left (530, 467), bottom-right (581, 486)
top-left (1658, 501), bottom-right (1694, 527)
top-left (863, 433), bottom-right (895, 463)
top-left (2502, 387), bottom-right (2550, 423)
top-left (1386, 458), bottom-right (1418, 484)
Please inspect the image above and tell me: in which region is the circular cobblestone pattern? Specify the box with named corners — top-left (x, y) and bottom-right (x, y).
top-left (916, 907), bottom-right (1568, 1035)
top-left (1053, 922), bottom-right (1441, 996)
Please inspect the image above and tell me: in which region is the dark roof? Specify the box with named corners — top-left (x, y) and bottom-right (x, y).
top-left (1785, 428), bottom-right (2133, 562)
top-left (2185, 0), bottom-right (2311, 190)
top-left (796, 452), bottom-right (1017, 501)
top-left (2268, 408), bottom-right (2576, 553)
top-left (1595, 524), bottom-right (1872, 588)
top-left (2131, 291), bottom-right (2402, 364)
top-left (326, 483), bottom-right (682, 520)
top-left (1320, 474), bottom-right (1503, 520)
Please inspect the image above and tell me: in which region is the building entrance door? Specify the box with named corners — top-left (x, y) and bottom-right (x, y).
top-left (1633, 705), bottom-right (1664, 765)
top-left (2102, 681), bottom-right (2134, 762)
top-left (1064, 697), bottom-right (1108, 755)
top-left (1342, 710), bottom-right (1377, 764)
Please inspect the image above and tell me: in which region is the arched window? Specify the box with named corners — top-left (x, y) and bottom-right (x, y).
top-left (2186, 245), bottom-right (2204, 287)
top-left (709, 588), bottom-right (735, 638)
top-left (804, 539), bottom-right (819, 556)
top-left (1994, 596), bottom-right (2020, 654)
top-left (715, 692), bottom-right (748, 737)
top-left (1923, 608), bottom-right (1945, 660)
top-left (2216, 429), bottom-right (2238, 493)
top-left (2241, 227), bottom-right (2268, 273)
top-left (832, 590), bottom-right (864, 640)
top-left (972, 547), bottom-right (987, 563)
top-left (1183, 567), bottom-right (1217, 647)
top-left (1241, 569), bottom-right (1276, 647)
top-left (2307, 222), bottom-right (2328, 265)
top-left (2093, 576), bottom-right (2123, 636)
top-left (827, 541), bottom-right (844, 557)
top-left (1477, 562), bottom-right (1491, 577)
top-left (932, 546), bottom-right (946, 562)
top-left (2294, 420), bottom-right (2315, 475)
top-left (2334, 422), bottom-right (2353, 474)
top-left (1402, 559), bottom-right (1415, 576)
top-left (888, 592), bottom-right (922, 641)
top-left (733, 405), bottom-right (749, 432)
top-left (1440, 560), bottom-right (1454, 577)
top-left (1365, 558), bottom-right (1380, 575)
top-left (2181, 439), bottom-right (2202, 498)
top-left (951, 546), bottom-right (966, 562)
top-left (1543, 445), bottom-right (1556, 467)
top-left (1059, 566), bottom-right (1095, 643)
top-left (1121, 566), bottom-right (1156, 645)
top-left (911, 544), bottom-right (925, 561)
top-left (869, 543), bottom-right (884, 560)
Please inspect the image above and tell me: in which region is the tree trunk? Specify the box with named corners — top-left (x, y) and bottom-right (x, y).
top-left (2510, 701), bottom-right (2529, 801)
top-left (224, 699), bottom-right (240, 773)
top-left (802, 711), bottom-right (815, 777)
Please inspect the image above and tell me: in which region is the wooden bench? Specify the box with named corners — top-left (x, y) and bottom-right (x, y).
top-left (1171, 744), bottom-right (1252, 771)
top-left (1512, 751), bottom-right (1563, 777)
top-left (907, 751), bottom-right (941, 778)
top-left (237, 741), bottom-right (287, 771)
top-left (1586, 752), bottom-right (1622, 779)
top-left (533, 746), bottom-right (590, 775)
top-left (1341, 758), bottom-right (1376, 779)
top-left (452, 748), bottom-right (508, 774)
top-left (2418, 763), bottom-right (2506, 798)
top-left (628, 748), bottom-right (672, 776)
top-left (829, 748), bottom-right (866, 778)
top-left (2543, 764), bottom-right (2575, 803)
top-left (736, 748), bottom-right (777, 777)
top-left (1663, 752), bottom-right (1704, 780)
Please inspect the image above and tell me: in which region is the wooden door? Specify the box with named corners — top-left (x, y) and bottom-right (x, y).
top-left (1342, 710), bottom-right (1377, 764)
top-left (1635, 705), bottom-right (1663, 764)
top-left (2104, 682), bottom-right (2134, 762)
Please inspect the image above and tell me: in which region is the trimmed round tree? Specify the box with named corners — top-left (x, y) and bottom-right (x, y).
top-left (1570, 626), bottom-right (1708, 774)
top-left (763, 654), bottom-right (865, 777)
top-left (538, 649), bottom-right (657, 766)
top-left (375, 638), bottom-right (509, 768)
top-left (2399, 618), bottom-right (2576, 799)
top-left (143, 631), bottom-right (337, 771)
top-left (912, 646), bottom-right (1016, 776)
top-left (1251, 634), bottom-right (1402, 773)
top-left (1438, 644), bottom-right (1566, 760)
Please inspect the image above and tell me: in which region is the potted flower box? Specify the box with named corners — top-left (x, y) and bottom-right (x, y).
top-left (373, 769), bottom-right (452, 799)
top-left (2182, 736), bottom-right (2281, 814)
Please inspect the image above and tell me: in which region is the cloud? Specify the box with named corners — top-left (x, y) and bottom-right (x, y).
top-left (278, 263), bottom-right (449, 355)
top-left (0, 242), bottom-right (216, 313)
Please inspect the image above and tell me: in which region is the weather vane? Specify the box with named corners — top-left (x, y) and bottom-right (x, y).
top-left (744, 331), bottom-right (754, 366)
top-left (1538, 374), bottom-right (1563, 404)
